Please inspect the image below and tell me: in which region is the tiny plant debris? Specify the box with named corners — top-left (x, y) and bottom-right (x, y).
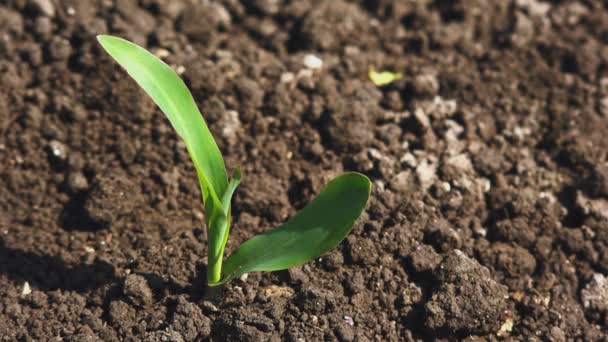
top-left (97, 36), bottom-right (371, 286)
top-left (368, 67), bottom-right (404, 86)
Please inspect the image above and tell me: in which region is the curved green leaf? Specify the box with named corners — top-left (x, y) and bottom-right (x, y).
top-left (97, 35), bottom-right (228, 210)
top-left (220, 172), bottom-right (371, 283)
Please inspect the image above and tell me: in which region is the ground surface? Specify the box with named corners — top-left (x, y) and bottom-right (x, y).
top-left (1, 0), bottom-right (608, 340)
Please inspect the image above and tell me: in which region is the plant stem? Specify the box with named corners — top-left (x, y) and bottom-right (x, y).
top-left (207, 214), bottom-right (229, 286)
top-left (207, 253), bottom-right (222, 285)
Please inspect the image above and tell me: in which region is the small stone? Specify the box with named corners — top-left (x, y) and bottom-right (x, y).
top-left (48, 140), bottom-right (68, 162)
top-left (123, 274), bottom-right (153, 307)
top-left (303, 54), bottom-right (323, 69)
top-left (21, 282), bottom-right (32, 296)
top-left (416, 159), bottom-right (436, 190)
top-left (66, 172), bottom-right (89, 193)
top-left (30, 0), bottom-right (55, 17)
top-left (218, 110), bottom-right (241, 145)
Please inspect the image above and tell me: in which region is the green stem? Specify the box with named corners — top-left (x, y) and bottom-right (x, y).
top-left (206, 214), bottom-right (230, 286)
top-left (207, 252), bottom-right (223, 285)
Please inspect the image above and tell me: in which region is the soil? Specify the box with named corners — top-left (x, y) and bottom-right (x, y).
top-left (1, 0), bottom-right (608, 340)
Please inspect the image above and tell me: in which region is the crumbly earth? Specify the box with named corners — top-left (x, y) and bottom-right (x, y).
top-left (1, 0), bottom-right (608, 340)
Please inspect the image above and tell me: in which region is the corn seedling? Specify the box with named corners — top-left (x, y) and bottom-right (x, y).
top-left (97, 36), bottom-right (371, 286)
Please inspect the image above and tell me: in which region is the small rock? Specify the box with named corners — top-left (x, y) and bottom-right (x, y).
top-left (581, 273), bottom-right (608, 316)
top-left (66, 172), bottom-right (89, 193)
top-left (416, 158), bottom-right (436, 190)
top-left (30, 0), bottom-right (55, 17)
top-left (21, 282), bottom-right (32, 297)
top-left (303, 54), bottom-right (323, 69)
top-left (48, 140), bottom-right (68, 163)
top-left (218, 110), bottom-right (241, 145)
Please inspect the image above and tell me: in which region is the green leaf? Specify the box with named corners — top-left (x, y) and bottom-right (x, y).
top-left (220, 172), bottom-right (371, 283)
top-left (97, 35), bottom-right (228, 210)
top-left (368, 67), bottom-right (404, 86)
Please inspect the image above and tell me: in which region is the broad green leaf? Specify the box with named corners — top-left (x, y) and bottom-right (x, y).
top-left (220, 172), bottom-right (371, 283)
top-left (369, 67), bottom-right (403, 86)
top-left (97, 35), bottom-right (228, 211)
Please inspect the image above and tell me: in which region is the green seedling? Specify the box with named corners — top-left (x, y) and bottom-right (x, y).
top-left (369, 67), bottom-right (404, 86)
top-left (97, 36), bottom-right (371, 286)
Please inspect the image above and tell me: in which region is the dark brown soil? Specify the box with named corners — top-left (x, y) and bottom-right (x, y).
top-left (1, 0), bottom-right (608, 340)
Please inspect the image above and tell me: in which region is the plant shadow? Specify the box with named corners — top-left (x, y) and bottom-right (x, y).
top-left (0, 238), bottom-right (115, 292)
top-left (59, 193), bottom-right (103, 231)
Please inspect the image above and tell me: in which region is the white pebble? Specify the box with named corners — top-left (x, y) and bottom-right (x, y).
top-left (303, 54), bottom-right (323, 69)
top-left (22, 282), bottom-right (32, 296)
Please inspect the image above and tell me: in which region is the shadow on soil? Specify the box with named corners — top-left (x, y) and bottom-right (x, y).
top-left (0, 239), bottom-right (115, 292)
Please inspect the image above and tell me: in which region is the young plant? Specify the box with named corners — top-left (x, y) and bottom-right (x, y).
top-left (97, 36), bottom-right (371, 286)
